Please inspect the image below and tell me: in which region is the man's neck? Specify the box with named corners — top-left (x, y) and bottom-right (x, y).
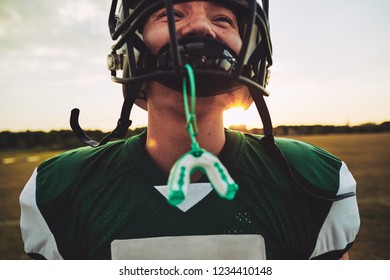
top-left (146, 104), bottom-right (226, 176)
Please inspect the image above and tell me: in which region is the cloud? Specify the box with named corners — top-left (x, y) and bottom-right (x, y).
top-left (58, 0), bottom-right (105, 26)
top-left (0, 0), bottom-right (112, 79)
top-left (0, 0), bottom-right (109, 52)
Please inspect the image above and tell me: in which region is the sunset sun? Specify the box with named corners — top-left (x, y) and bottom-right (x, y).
top-left (223, 106), bottom-right (259, 129)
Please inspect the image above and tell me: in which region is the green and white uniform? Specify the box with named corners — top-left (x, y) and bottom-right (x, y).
top-left (20, 129), bottom-right (360, 259)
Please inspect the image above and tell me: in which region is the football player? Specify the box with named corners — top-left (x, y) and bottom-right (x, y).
top-left (20, 0), bottom-right (360, 259)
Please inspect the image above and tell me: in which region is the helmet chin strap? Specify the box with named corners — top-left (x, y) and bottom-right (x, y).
top-left (69, 83), bottom-right (138, 148)
top-left (254, 98), bottom-right (281, 164)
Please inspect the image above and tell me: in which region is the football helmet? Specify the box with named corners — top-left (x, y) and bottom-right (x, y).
top-left (71, 0), bottom-right (273, 147)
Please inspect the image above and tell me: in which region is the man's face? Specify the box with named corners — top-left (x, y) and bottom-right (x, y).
top-left (143, 1), bottom-right (242, 55)
top-left (141, 1), bottom-right (252, 111)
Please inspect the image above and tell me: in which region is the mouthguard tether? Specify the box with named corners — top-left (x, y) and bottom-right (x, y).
top-left (167, 64), bottom-right (238, 205)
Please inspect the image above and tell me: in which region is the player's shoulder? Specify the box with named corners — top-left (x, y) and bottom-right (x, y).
top-left (236, 131), bottom-right (356, 198)
top-left (240, 131), bottom-right (342, 170)
top-left (39, 138), bottom-right (131, 175)
top-left (275, 136), bottom-right (355, 198)
top-left (274, 136), bottom-right (341, 167)
top-left (35, 137), bottom-right (135, 199)
top-left (228, 129), bottom-right (340, 164)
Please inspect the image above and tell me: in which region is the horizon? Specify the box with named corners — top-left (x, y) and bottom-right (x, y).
top-left (1, 119), bottom-right (388, 134)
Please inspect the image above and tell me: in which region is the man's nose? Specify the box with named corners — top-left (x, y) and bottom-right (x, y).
top-left (178, 15), bottom-right (216, 38)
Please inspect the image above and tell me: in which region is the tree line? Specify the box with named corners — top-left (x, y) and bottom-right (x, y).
top-left (236, 121), bottom-right (390, 137)
top-left (0, 128), bottom-right (145, 151)
top-left (0, 122), bottom-right (389, 151)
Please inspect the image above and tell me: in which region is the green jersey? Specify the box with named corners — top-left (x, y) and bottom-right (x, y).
top-left (20, 129), bottom-right (359, 259)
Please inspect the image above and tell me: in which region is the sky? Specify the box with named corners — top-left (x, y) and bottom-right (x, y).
top-left (1, 0), bottom-right (389, 132)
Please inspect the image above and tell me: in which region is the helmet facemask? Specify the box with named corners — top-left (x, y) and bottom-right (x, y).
top-left (110, 0), bottom-right (272, 95)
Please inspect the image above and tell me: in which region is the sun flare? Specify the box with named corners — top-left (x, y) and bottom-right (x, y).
top-left (223, 106), bottom-right (259, 129)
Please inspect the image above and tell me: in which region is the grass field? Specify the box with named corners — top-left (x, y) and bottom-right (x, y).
top-left (0, 133), bottom-right (389, 260)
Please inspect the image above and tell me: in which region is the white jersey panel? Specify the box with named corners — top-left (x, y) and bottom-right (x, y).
top-left (112, 234), bottom-right (266, 260)
top-left (19, 168), bottom-right (63, 260)
top-left (310, 162), bottom-right (360, 259)
top-left (154, 183), bottom-right (213, 212)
